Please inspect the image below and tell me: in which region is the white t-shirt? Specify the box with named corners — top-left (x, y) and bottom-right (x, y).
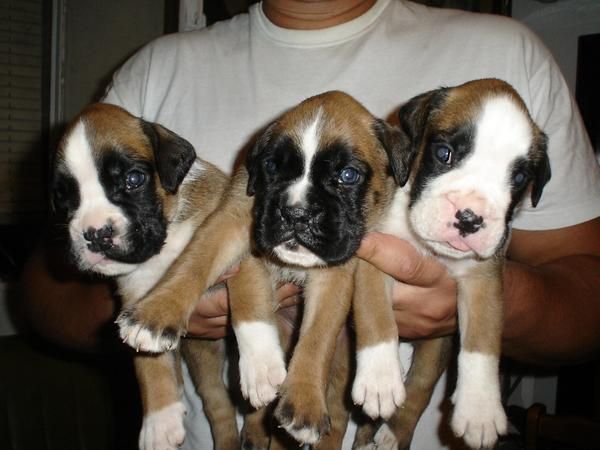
top-left (103, 0), bottom-right (600, 448)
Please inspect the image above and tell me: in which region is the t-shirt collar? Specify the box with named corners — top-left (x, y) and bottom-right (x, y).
top-left (253, 0), bottom-right (392, 48)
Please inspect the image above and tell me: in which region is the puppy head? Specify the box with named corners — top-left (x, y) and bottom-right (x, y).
top-left (246, 91), bottom-right (402, 267)
top-left (50, 103), bottom-right (196, 276)
top-left (393, 79), bottom-right (550, 259)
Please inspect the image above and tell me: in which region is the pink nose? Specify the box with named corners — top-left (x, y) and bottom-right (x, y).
top-left (446, 191), bottom-right (488, 220)
top-left (445, 192), bottom-right (490, 237)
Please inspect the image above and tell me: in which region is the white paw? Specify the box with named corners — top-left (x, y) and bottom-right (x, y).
top-left (239, 350), bottom-right (286, 408)
top-left (139, 402), bottom-right (186, 450)
top-left (451, 394), bottom-right (507, 449)
top-left (116, 314), bottom-right (178, 353)
top-left (352, 340), bottom-right (405, 419)
top-left (374, 423), bottom-right (399, 450)
top-left (353, 444), bottom-right (378, 450)
top-left (280, 422), bottom-right (320, 446)
top-left (451, 352), bottom-right (507, 449)
top-left (235, 321), bottom-right (286, 408)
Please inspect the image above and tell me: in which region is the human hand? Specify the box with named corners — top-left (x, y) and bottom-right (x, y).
top-left (186, 265), bottom-right (240, 339)
top-left (356, 232), bottom-right (458, 339)
top-left (186, 265), bottom-right (302, 340)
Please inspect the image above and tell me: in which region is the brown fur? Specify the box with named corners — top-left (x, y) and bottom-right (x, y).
top-left (55, 104), bottom-right (242, 450)
top-left (457, 256), bottom-right (504, 355)
top-left (355, 79), bottom-right (550, 450)
top-left (116, 91), bottom-right (404, 447)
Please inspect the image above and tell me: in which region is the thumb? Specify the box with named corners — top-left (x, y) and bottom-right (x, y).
top-left (356, 232), bottom-right (446, 287)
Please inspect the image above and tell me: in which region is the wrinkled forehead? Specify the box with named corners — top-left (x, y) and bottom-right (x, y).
top-left (57, 104), bottom-right (152, 165)
top-left (424, 92), bottom-right (536, 200)
top-left (276, 92), bottom-right (380, 159)
top-left (439, 90), bottom-right (534, 171)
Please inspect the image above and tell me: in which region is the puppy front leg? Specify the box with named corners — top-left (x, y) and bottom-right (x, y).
top-left (229, 256), bottom-right (286, 409)
top-left (314, 325), bottom-right (352, 450)
top-left (387, 336), bottom-right (452, 449)
top-left (353, 337), bottom-right (452, 450)
top-left (118, 170), bottom-right (252, 353)
top-left (451, 257), bottom-right (507, 449)
top-left (135, 352), bottom-right (186, 450)
top-left (352, 259), bottom-right (405, 420)
top-left (181, 338), bottom-right (239, 450)
top-left (274, 261), bottom-right (356, 446)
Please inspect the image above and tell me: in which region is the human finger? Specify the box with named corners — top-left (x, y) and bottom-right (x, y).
top-left (186, 288), bottom-right (230, 338)
top-left (275, 283), bottom-right (302, 309)
top-left (357, 232), bottom-right (448, 287)
top-left (391, 280), bottom-right (457, 339)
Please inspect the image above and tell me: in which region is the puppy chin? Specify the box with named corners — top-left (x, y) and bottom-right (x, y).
top-left (424, 237), bottom-right (498, 260)
top-left (273, 241), bottom-right (327, 268)
top-left (425, 240), bottom-right (477, 260)
top-left (71, 242), bottom-right (137, 276)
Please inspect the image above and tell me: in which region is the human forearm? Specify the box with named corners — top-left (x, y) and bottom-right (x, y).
top-left (19, 240), bottom-right (116, 351)
top-left (503, 254), bottom-right (600, 365)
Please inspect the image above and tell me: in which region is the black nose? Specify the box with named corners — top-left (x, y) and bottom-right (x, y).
top-left (83, 225), bottom-right (114, 251)
top-left (281, 206), bottom-right (310, 230)
top-left (453, 208), bottom-right (485, 237)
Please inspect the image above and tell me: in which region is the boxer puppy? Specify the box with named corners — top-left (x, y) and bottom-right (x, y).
top-left (351, 79), bottom-right (551, 450)
top-left (50, 103), bottom-right (239, 450)
top-left (116, 91), bottom-right (407, 446)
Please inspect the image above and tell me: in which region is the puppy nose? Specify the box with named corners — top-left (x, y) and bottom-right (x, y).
top-left (282, 206), bottom-right (306, 221)
top-left (453, 208), bottom-right (485, 237)
top-left (83, 225), bottom-right (114, 250)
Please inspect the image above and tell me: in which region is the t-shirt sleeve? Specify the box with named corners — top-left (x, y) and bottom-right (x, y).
top-left (100, 43), bottom-right (154, 118)
top-left (511, 26), bottom-right (600, 230)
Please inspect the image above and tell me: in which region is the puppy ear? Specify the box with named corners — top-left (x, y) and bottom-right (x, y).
top-left (373, 119), bottom-right (413, 186)
top-left (395, 88), bottom-right (445, 184)
top-left (245, 123), bottom-right (275, 196)
top-left (143, 122), bottom-right (196, 194)
top-left (245, 142), bottom-right (259, 197)
top-left (530, 131), bottom-right (551, 208)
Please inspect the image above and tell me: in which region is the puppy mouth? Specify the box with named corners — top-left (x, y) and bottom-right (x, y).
top-left (283, 239), bottom-right (300, 251)
top-left (83, 248), bottom-right (111, 266)
top-left (272, 238), bottom-right (327, 268)
top-left (444, 238), bottom-right (471, 253)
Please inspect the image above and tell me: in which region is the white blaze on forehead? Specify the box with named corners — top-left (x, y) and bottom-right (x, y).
top-left (428, 95), bottom-right (533, 206)
top-left (286, 108), bottom-right (323, 206)
top-left (64, 121), bottom-right (125, 235)
top-left (472, 95), bottom-right (532, 173)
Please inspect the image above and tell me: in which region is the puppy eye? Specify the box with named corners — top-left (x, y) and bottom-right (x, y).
top-left (435, 145), bottom-right (452, 165)
top-left (52, 184), bottom-right (68, 211)
top-left (126, 170), bottom-right (146, 190)
top-left (338, 167), bottom-right (361, 185)
top-left (264, 158), bottom-right (277, 175)
top-left (513, 171), bottom-right (528, 188)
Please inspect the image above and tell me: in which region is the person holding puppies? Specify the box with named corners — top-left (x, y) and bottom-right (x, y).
top-left (22, 0), bottom-right (600, 449)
